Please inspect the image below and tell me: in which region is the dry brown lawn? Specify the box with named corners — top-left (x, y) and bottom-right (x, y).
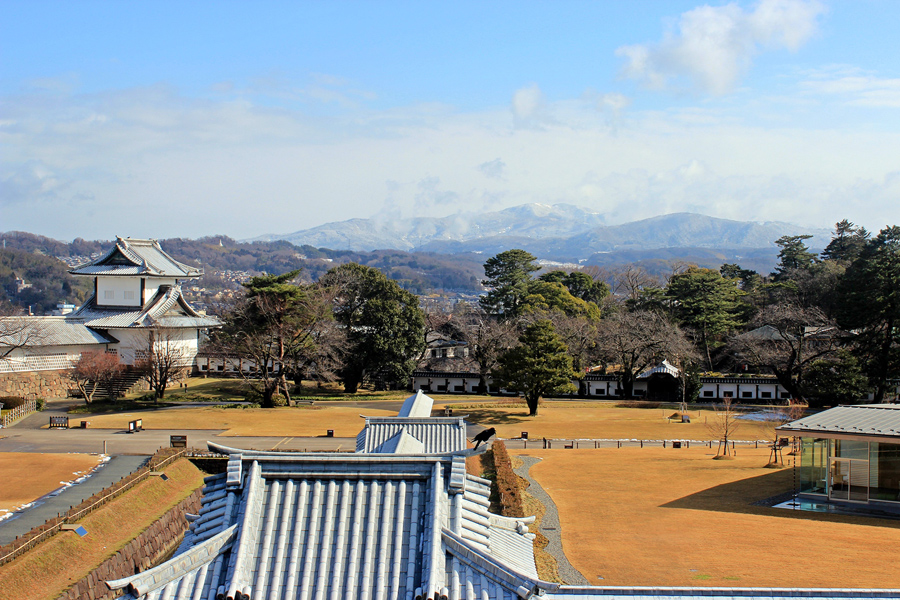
top-left (449, 402), bottom-right (773, 441)
top-left (69, 405), bottom-right (396, 437)
top-left (66, 401), bottom-right (775, 442)
top-left (0, 453), bottom-right (103, 512)
top-left (0, 458), bottom-right (206, 600)
top-left (512, 446), bottom-right (900, 588)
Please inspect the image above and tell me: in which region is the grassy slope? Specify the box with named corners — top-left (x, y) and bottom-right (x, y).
top-left (0, 458), bottom-right (206, 600)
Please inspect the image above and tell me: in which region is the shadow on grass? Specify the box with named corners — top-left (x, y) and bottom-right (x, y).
top-left (452, 408), bottom-right (534, 426)
top-left (67, 400), bottom-right (179, 414)
top-left (661, 469), bottom-right (900, 528)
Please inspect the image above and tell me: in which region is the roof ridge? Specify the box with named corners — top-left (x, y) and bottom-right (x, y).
top-left (106, 524), bottom-right (237, 597)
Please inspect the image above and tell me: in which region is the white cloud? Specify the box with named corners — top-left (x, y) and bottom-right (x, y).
top-left (511, 84), bottom-right (551, 127)
top-left (2, 79), bottom-right (899, 240)
top-left (617, 0), bottom-right (825, 95)
top-left (800, 70), bottom-right (900, 108)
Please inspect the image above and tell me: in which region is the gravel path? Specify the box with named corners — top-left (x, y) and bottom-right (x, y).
top-left (513, 455), bottom-right (588, 585)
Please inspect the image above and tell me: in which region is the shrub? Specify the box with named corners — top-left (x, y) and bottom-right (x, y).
top-left (35, 399), bottom-right (45, 411)
top-left (0, 396), bottom-right (26, 409)
top-left (245, 390), bottom-right (289, 407)
top-left (490, 440), bottom-right (524, 518)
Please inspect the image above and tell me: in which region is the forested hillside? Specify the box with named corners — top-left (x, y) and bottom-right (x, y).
top-left (0, 232), bottom-right (485, 312)
top-left (0, 248), bottom-right (93, 313)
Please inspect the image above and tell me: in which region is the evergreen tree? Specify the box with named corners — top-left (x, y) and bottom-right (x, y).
top-left (665, 267), bottom-right (742, 369)
top-left (773, 235), bottom-right (817, 280)
top-left (837, 226), bottom-right (900, 402)
top-left (539, 270), bottom-right (610, 305)
top-left (320, 263), bottom-right (425, 393)
top-left (494, 320), bottom-right (578, 416)
top-left (479, 249), bottom-right (541, 318)
top-left (822, 219), bottom-right (870, 263)
top-left (217, 270), bottom-right (334, 407)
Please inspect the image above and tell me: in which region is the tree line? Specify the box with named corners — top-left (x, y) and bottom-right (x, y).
top-left (203, 219), bottom-right (898, 414)
top-left (422, 220), bottom-right (899, 415)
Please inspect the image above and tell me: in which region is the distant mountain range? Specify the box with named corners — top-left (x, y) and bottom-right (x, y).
top-left (250, 204), bottom-right (832, 261)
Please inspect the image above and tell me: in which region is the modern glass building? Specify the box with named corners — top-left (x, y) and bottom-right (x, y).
top-left (778, 404), bottom-right (900, 509)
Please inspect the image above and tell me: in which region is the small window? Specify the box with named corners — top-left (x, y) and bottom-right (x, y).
top-left (454, 385), bottom-right (464, 392)
top-left (596, 389), bottom-right (606, 396)
top-left (761, 391), bottom-right (772, 398)
top-left (437, 384), bottom-right (447, 391)
top-left (634, 389), bottom-right (645, 397)
top-left (723, 391), bottom-right (734, 398)
top-left (742, 391), bottom-right (753, 398)
top-left (780, 392), bottom-right (791, 399)
top-left (123, 291), bottom-right (135, 300)
top-left (200, 364), bottom-right (208, 370)
top-left (703, 391), bottom-right (714, 397)
top-left (104, 290), bottom-right (114, 299)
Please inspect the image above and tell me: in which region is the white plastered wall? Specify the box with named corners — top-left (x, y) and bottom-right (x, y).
top-left (112, 328), bottom-right (199, 366)
top-left (143, 278), bottom-right (178, 304)
top-left (96, 276), bottom-right (142, 307)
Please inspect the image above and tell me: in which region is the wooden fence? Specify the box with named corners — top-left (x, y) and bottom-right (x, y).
top-left (501, 437), bottom-right (769, 450)
top-left (1, 399), bottom-right (37, 428)
top-left (0, 446), bottom-right (187, 566)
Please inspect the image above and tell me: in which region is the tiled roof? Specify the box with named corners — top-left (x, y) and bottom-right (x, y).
top-left (637, 360), bottom-right (680, 379)
top-left (69, 237), bottom-right (201, 278)
top-left (110, 445), bottom-right (548, 600)
top-left (357, 418), bottom-right (468, 454)
top-left (778, 404), bottom-right (900, 438)
top-left (0, 316), bottom-right (115, 347)
top-left (69, 285), bottom-right (220, 329)
top-left (106, 402), bottom-right (900, 600)
top-left (399, 390), bottom-right (436, 417)
top-left (551, 588), bottom-right (900, 599)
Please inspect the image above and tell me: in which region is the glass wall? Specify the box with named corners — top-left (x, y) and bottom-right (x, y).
top-left (869, 442), bottom-right (900, 502)
top-left (799, 437), bottom-right (828, 494)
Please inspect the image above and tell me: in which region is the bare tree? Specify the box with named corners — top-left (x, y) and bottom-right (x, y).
top-left (135, 327), bottom-right (192, 400)
top-left (213, 273), bottom-right (343, 406)
top-left (0, 305), bottom-right (47, 363)
top-left (611, 265), bottom-right (658, 303)
top-left (594, 310), bottom-right (694, 398)
top-left (764, 400), bottom-right (807, 466)
top-left (69, 351), bottom-right (123, 404)
top-left (455, 307), bottom-right (520, 394)
top-left (707, 397), bottom-right (741, 458)
top-left (730, 303), bottom-right (843, 401)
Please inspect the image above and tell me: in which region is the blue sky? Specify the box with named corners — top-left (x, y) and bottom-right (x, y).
top-left (2, 0), bottom-right (900, 241)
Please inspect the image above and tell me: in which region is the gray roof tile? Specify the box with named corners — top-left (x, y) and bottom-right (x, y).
top-left (69, 237), bottom-right (201, 278)
top-left (778, 404), bottom-right (900, 439)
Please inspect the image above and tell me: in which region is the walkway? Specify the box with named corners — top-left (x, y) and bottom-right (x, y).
top-left (513, 455), bottom-right (588, 585)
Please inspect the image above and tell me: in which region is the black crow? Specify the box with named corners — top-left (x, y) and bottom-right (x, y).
top-left (471, 427), bottom-right (496, 450)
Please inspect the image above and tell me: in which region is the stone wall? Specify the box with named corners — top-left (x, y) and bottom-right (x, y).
top-left (57, 488), bottom-right (204, 600)
top-left (0, 370), bottom-right (71, 399)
